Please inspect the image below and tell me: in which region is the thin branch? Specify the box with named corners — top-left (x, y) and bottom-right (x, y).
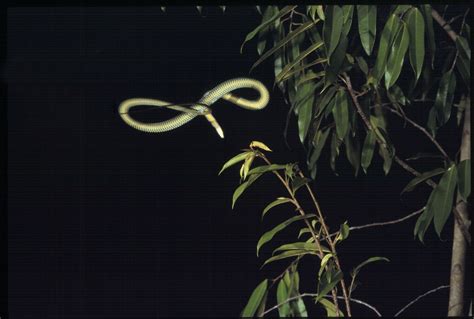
top-left (394, 285), bottom-right (450, 317)
top-left (342, 73), bottom-right (438, 189)
top-left (431, 8), bottom-right (458, 42)
top-left (325, 207), bottom-right (425, 240)
top-left (261, 293), bottom-right (382, 317)
top-left (380, 105), bottom-right (451, 161)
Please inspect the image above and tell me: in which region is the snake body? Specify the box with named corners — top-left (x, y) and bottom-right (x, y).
top-left (118, 78), bottom-right (269, 138)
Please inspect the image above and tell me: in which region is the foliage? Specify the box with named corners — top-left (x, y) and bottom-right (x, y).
top-left (219, 141), bottom-right (389, 316)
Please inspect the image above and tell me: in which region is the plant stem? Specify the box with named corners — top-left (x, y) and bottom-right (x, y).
top-left (394, 285), bottom-right (450, 316)
top-left (261, 293), bottom-right (381, 317)
top-left (258, 154), bottom-right (343, 315)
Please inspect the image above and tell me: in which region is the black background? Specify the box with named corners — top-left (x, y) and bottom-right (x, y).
top-left (5, 5), bottom-right (471, 318)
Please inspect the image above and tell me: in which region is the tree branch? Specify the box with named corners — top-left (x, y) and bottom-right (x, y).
top-left (381, 105), bottom-right (451, 161)
top-left (324, 208), bottom-right (425, 241)
top-left (431, 8), bottom-right (458, 42)
top-left (261, 293), bottom-right (382, 317)
top-left (394, 285), bottom-right (450, 316)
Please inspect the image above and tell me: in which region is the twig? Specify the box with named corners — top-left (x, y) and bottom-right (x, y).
top-left (261, 293), bottom-right (382, 317)
top-left (431, 8), bottom-right (458, 42)
top-left (325, 208), bottom-right (425, 240)
top-left (394, 285), bottom-right (450, 316)
top-left (380, 105), bottom-right (451, 161)
top-left (342, 73), bottom-right (438, 189)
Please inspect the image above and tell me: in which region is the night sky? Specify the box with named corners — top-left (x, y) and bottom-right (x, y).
top-left (6, 6), bottom-right (471, 318)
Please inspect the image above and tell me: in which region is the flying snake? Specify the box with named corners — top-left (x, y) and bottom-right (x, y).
top-left (118, 78), bottom-right (270, 138)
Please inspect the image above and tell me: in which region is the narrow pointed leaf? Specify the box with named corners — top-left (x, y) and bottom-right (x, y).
top-left (432, 165), bottom-right (458, 237)
top-left (385, 21), bottom-right (410, 89)
top-left (316, 270), bottom-right (343, 303)
top-left (262, 249), bottom-right (314, 267)
top-left (323, 6), bottom-right (343, 58)
top-left (257, 214), bottom-right (316, 256)
top-left (434, 70), bottom-right (456, 125)
top-left (341, 5), bottom-right (354, 37)
top-left (361, 131), bottom-right (376, 173)
top-left (241, 279), bottom-right (268, 317)
top-left (219, 152), bottom-right (251, 175)
top-left (357, 5), bottom-right (377, 56)
top-left (262, 197), bottom-right (292, 219)
top-left (248, 164), bottom-right (286, 175)
top-left (273, 242), bottom-right (330, 255)
top-left (257, 6), bottom-right (277, 55)
top-left (421, 5), bottom-right (435, 68)
top-left (296, 80), bottom-right (317, 143)
top-left (241, 6), bottom-right (297, 53)
top-left (277, 279), bottom-right (291, 317)
top-left (251, 21), bottom-right (316, 71)
top-left (332, 90), bottom-right (349, 139)
top-left (351, 257), bottom-right (389, 279)
top-left (250, 140), bottom-right (272, 152)
top-left (275, 41), bottom-right (324, 83)
top-left (401, 167), bottom-right (446, 194)
top-left (406, 8), bottom-right (425, 83)
top-left (232, 173), bottom-right (262, 209)
top-left (457, 159), bottom-right (471, 201)
top-left (318, 298), bottom-right (344, 317)
top-left (373, 14), bottom-right (400, 82)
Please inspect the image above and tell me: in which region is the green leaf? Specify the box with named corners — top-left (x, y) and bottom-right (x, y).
top-left (241, 153), bottom-right (256, 181)
top-left (457, 159), bottom-right (471, 201)
top-left (291, 176), bottom-right (311, 194)
top-left (351, 256), bottom-right (390, 279)
top-left (296, 80), bottom-right (317, 143)
top-left (251, 21), bottom-right (316, 71)
top-left (241, 6), bottom-right (297, 53)
top-left (426, 106), bottom-right (438, 137)
top-left (241, 279), bottom-right (268, 317)
top-left (257, 6), bottom-right (277, 56)
top-left (262, 197), bottom-right (292, 219)
top-left (430, 165), bottom-right (458, 237)
top-left (317, 6), bottom-right (325, 21)
top-left (387, 84), bottom-right (407, 106)
top-left (455, 36), bottom-right (471, 88)
top-left (257, 214), bottom-right (317, 256)
top-left (336, 221), bottom-right (350, 242)
top-left (332, 90), bottom-right (349, 139)
top-left (160, 7), bottom-right (166, 12)
top-left (219, 6), bottom-right (226, 13)
top-left (315, 270), bottom-right (343, 303)
top-left (275, 41), bottom-right (325, 83)
top-left (378, 143), bottom-right (394, 175)
top-left (277, 59), bottom-right (327, 84)
top-left (314, 86), bottom-right (338, 119)
top-left (319, 253), bottom-right (334, 278)
top-left (248, 164), bottom-right (286, 175)
top-left (355, 56), bottom-right (369, 75)
top-left (414, 207), bottom-right (432, 243)
top-left (373, 14), bottom-right (400, 83)
top-left (273, 242), bottom-right (330, 255)
top-left (361, 131), bottom-right (376, 173)
top-left (401, 167), bottom-right (446, 194)
top-left (330, 130), bottom-right (343, 173)
top-left (308, 128), bottom-right (331, 177)
top-left (420, 5), bottom-right (435, 68)
top-left (196, 6), bottom-right (203, 14)
top-left (232, 173), bottom-right (262, 209)
top-left (323, 5), bottom-right (343, 59)
top-left (344, 131), bottom-right (361, 176)
top-left (295, 70), bottom-right (326, 86)
top-left (357, 5), bottom-right (377, 56)
top-left (219, 152), bottom-right (252, 175)
top-left (434, 70), bottom-right (457, 125)
top-left (262, 249), bottom-right (315, 267)
top-left (405, 8), bottom-right (425, 83)
top-left (341, 5), bottom-right (354, 37)
top-left (385, 21), bottom-right (410, 89)
top-left (277, 279), bottom-right (291, 317)
top-left (318, 298), bottom-right (344, 317)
